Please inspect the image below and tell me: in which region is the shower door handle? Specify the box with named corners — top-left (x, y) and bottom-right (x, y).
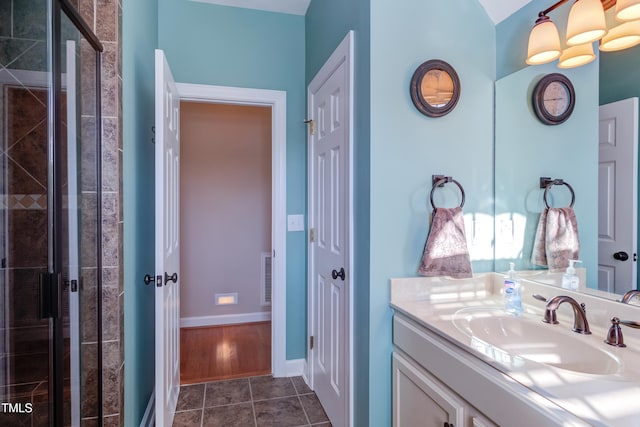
top-left (39, 272), bottom-right (62, 319)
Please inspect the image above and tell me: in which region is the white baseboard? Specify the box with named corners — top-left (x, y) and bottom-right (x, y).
top-left (284, 358), bottom-right (306, 377)
top-left (301, 360), bottom-right (310, 386)
top-left (180, 311), bottom-right (271, 328)
top-left (139, 389), bottom-right (155, 427)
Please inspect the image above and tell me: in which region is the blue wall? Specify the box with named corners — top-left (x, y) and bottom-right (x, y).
top-left (305, 0), bottom-right (370, 424)
top-left (157, 0), bottom-right (307, 360)
top-left (369, 0), bottom-right (495, 425)
top-left (122, 0), bottom-right (158, 424)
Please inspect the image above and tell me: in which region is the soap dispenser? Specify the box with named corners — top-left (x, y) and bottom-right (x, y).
top-left (504, 262), bottom-right (523, 316)
top-left (562, 259), bottom-right (582, 290)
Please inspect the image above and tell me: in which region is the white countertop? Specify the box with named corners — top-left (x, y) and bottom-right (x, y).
top-left (390, 273), bottom-right (640, 427)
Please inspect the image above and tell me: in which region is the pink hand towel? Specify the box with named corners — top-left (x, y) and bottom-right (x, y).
top-left (418, 207), bottom-right (472, 278)
top-left (531, 207), bottom-right (580, 270)
top-left (531, 208), bottom-right (549, 266)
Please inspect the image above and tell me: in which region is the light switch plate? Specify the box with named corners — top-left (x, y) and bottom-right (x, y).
top-left (287, 214), bottom-right (305, 232)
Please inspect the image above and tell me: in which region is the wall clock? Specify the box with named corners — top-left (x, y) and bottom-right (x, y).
top-left (532, 73), bottom-right (575, 125)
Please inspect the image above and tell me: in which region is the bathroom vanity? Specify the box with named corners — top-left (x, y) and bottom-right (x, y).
top-left (390, 273), bottom-right (640, 427)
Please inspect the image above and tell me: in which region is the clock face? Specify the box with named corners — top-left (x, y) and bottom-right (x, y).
top-left (543, 81), bottom-right (570, 117)
top-left (532, 73), bottom-right (575, 125)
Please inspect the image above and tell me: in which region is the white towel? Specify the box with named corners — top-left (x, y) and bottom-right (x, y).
top-left (531, 207), bottom-right (580, 270)
top-left (418, 207), bottom-right (472, 278)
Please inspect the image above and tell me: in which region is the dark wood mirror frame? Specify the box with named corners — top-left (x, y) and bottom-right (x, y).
top-left (410, 59), bottom-right (461, 118)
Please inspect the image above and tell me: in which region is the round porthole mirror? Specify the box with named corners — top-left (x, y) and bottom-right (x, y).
top-left (410, 59), bottom-right (460, 118)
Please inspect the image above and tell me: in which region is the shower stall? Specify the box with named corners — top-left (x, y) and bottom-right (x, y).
top-left (1, 0), bottom-right (103, 425)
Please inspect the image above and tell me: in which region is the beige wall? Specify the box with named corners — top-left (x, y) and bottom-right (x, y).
top-left (180, 102), bottom-right (272, 319)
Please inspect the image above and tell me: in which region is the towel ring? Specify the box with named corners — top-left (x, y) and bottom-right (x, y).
top-left (430, 175), bottom-right (465, 209)
top-left (543, 179), bottom-right (575, 209)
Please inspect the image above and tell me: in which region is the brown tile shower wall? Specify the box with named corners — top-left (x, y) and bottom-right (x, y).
top-left (0, 0), bottom-right (122, 424)
top-left (74, 0), bottom-right (124, 425)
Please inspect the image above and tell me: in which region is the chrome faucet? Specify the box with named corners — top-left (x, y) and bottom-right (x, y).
top-left (621, 290), bottom-right (640, 304)
top-left (543, 295), bottom-right (591, 334)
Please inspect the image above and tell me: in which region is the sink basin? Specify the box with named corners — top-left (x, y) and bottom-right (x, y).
top-left (453, 307), bottom-right (621, 375)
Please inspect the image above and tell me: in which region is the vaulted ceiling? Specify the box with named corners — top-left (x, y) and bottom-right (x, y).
top-left (188, 0), bottom-right (616, 22)
top-left (189, 0), bottom-right (533, 21)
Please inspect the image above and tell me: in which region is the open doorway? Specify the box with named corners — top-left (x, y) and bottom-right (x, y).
top-left (172, 84), bottom-right (288, 379)
top-left (179, 102), bottom-right (273, 383)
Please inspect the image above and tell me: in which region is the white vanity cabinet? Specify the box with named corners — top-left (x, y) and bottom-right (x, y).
top-left (392, 313), bottom-right (591, 427)
top-left (393, 351), bottom-right (495, 427)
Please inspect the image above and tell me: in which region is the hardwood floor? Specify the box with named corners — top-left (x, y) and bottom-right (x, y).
top-left (180, 321), bottom-right (271, 385)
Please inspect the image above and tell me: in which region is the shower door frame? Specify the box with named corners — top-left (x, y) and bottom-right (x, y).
top-left (49, 1), bottom-right (104, 425)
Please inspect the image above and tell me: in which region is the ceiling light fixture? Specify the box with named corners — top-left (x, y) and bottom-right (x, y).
top-left (600, 20), bottom-right (640, 50)
top-left (526, 0), bottom-right (640, 68)
top-left (526, 14), bottom-right (562, 65)
top-left (616, 0), bottom-right (640, 20)
top-left (558, 43), bottom-right (597, 68)
top-left (566, 0), bottom-right (607, 45)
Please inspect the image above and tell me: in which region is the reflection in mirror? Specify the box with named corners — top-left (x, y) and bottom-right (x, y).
top-left (494, 63), bottom-right (599, 294)
top-left (410, 59), bottom-right (460, 117)
top-left (495, 40), bottom-right (640, 299)
top-left (421, 70), bottom-right (454, 107)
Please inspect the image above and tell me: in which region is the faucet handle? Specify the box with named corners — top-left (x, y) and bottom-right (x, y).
top-left (605, 317), bottom-right (640, 347)
top-left (532, 294), bottom-right (548, 303)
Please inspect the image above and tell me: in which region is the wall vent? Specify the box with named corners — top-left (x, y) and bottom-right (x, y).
top-left (261, 252), bottom-right (272, 306)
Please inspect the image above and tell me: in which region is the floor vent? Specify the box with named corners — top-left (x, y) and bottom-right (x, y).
top-left (261, 252), bottom-right (272, 306)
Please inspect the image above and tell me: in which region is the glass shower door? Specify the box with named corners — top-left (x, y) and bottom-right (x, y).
top-left (0, 2), bottom-right (102, 426)
top-left (56, 8), bottom-right (102, 426)
top-left (0, 1), bottom-right (55, 424)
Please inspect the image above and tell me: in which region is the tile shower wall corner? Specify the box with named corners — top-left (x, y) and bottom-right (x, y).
top-left (72, 0), bottom-right (124, 423)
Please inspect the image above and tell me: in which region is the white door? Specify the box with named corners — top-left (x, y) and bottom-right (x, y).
top-left (598, 98), bottom-right (638, 294)
top-left (154, 49), bottom-right (181, 427)
top-left (65, 40), bottom-right (81, 426)
top-left (308, 31), bottom-right (353, 427)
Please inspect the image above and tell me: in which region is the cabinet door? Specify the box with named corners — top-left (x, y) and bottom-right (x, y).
top-left (393, 352), bottom-right (465, 427)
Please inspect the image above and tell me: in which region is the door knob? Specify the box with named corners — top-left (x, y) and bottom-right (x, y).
top-left (331, 267), bottom-right (345, 281)
top-left (165, 272), bottom-right (178, 284)
top-left (614, 251), bottom-right (630, 261)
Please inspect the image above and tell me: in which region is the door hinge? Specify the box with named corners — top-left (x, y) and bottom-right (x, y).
top-left (309, 227), bottom-right (316, 243)
top-left (310, 335), bottom-right (315, 350)
top-left (304, 119), bottom-right (315, 135)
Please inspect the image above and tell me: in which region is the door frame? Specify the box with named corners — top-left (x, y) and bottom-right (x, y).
top-left (175, 83), bottom-right (288, 376)
top-left (306, 30), bottom-right (355, 426)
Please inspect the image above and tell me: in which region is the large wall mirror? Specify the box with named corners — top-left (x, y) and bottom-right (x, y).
top-left (494, 36), bottom-right (640, 298)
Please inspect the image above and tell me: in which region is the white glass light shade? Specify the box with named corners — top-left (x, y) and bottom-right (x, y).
top-left (616, 0), bottom-right (640, 21)
top-left (526, 16), bottom-right (562, 65)
top-left (600, 20), bottom-right (640, 51)
top-left (558, 43), bottom-right (596, 68)
top-left (566, 0), bottom-right (607, 46)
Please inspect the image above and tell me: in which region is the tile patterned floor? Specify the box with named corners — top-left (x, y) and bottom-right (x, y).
top-left (172, 375), bottom-right (332, 427)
